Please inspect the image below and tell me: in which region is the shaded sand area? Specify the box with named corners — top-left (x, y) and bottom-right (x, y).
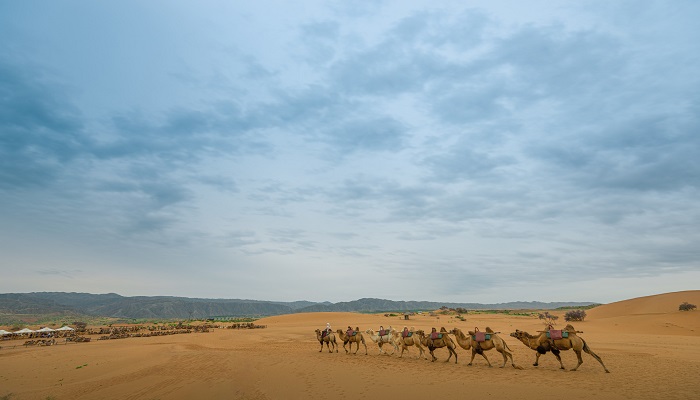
top-left (1, 291), bottom-right (698, 400)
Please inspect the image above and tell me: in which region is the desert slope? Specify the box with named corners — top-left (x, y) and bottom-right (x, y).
top-left (587, 290), bottom-right (700, 318)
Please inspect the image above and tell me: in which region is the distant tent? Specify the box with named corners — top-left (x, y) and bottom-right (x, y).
top-left (56, 326), bottom-right (75, 331)
top-left (14, 328), bottom-right (34, 334)
top-left (0, 329), bottom-right (12, 336)
top-left (36, 327), bottom-right (55, 333)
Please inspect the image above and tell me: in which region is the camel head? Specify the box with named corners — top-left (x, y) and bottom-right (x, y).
top-left (449, 327), bottom-right (461, 335)
top-left (510, 330), bottom-right (525, 339)
top-left (315, 329), bottom-right (321, 334)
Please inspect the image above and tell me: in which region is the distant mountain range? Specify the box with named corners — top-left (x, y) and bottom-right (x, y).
top-left (0, 292), bottom-right (597, 320)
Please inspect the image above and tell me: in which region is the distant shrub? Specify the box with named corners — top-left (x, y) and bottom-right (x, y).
top-left (455, 308), bottom-right (469, 314)
top-left (679, 302), bottom-right (697, 311)
top-left (564, 309), bottom-right (587, 322)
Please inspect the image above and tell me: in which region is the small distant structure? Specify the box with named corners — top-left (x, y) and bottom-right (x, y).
top-left (403, 312), bottom-right (410, 320)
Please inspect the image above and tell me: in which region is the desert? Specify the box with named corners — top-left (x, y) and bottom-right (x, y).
top-left (0, 290), bottom-right (698, 400)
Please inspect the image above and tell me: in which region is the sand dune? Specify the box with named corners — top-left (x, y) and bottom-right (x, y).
top-left (1, 291), bottom-right (698, 400)
top-left (588, 290), bottom-right (700, 318)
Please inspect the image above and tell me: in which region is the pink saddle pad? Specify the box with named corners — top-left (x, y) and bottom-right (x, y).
top-left (549, 330), bottom-right (563, 340)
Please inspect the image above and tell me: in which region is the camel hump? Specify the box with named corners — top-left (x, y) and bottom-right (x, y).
top-left (485, 327), bottom-right (494, 333)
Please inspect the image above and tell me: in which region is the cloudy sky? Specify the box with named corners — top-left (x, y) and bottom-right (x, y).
top-left (1, 1), bottom-right (698, 304)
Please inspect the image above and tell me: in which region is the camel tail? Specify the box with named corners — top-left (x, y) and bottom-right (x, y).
top-left (503, 340), bottom-right (512, 351)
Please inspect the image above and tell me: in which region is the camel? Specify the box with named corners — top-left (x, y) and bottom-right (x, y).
top-left (450, 327), bottom-right (522, 369)
top-left (336, 329), bottom-right (368, 355)
top-left (364, 328), bottom-right (399, 355)
top-left (398, 327), bottom-right (427, 360)
top-left (315, 329), bottom-right (338, 353)
top-left (510, 324), bottom-right (610, 373)
top-left (415, 329), bottom-right (458, 363)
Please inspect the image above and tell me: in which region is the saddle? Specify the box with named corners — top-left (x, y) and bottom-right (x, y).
top-left (379, 329), bottom-right (387, 336)
top-left (321, 329), bottom-right (331, 338)
top-left (546, 329), bottom-right (568, 340)
top-left (430, 332), bottom-right (442, 340)
top-left (472, 331), bottom-right (491, 342)
top-left (402, 330), bottom-right (413, 338)
top-left (346, 330), bottom-right (357, 337)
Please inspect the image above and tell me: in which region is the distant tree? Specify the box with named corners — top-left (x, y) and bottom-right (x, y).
top-left (564, 309), bottom-right (587, 322)
top-left (455, 307), bottom-right (468, 314)
top-left (679, 302), bottom-right (697, 311)
top-left (539, 311), bottom-right (560, 326)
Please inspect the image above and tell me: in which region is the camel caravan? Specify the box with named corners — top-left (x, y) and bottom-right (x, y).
top-left (316, 323), bottom-right (610, 373)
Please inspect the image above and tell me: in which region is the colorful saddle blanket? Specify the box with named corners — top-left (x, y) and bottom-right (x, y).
top-left (321, 330), bottom-right (330, 338)
top-left (430, 332), bottom-right (442, 340)
top-left (402, 331), bottom-right (413, 338)
top-left (379, 329), bottom-right (387, 336)
top-left (472, 332), bottom-right (491, 342)
top-left (346, 330), bottom-right (356, 337)
top-left (546, 330), bottom-right (568, 340)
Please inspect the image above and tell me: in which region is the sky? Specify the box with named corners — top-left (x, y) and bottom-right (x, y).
top-left (1, 0), bottom-right (699, 304)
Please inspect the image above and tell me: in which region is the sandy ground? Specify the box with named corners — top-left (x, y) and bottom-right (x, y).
top-left (1, 290), bottom-right (698, 400)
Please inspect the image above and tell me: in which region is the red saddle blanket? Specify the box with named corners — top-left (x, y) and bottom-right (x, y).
top-left (547, 330), bottom-right (568, 340)
top-left (402, 331), bottom-right (413, 338)
top-left (346, 330), bottom-right (356, 337)
top-left (430, 332), bottom-right (442, 340)
top-left (472, 332), bottom-right (491, 342)
top-left (379, 330), bottom-right (387, 336)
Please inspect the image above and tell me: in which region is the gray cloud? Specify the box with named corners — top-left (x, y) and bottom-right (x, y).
top-left (0, 58), bottom-right (88, 189)
top-left (2, 2), bottom-right (699, 302)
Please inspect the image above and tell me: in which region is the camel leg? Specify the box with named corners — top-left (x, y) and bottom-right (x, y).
top-left (343, 340), bottom-right (349, 354)
top-left (429, 348), bottom-right (437, 362)
top-left (362, 340), bottom-right (368, 355)
top-left (319, 341), bottom-right (323, 352)
top-left (470, 349), bottom-right (492, 367)
top-left (399, 345), bottom-right (407, 358)
top-left (498, 348), bottom-right (508, 368)
top-left (583, 342), bottom-right (611, 373)
top-left (570, 350), bottom-right (584, 371)
top-left (450, 347), bottom-right (458, 364)
top-left (482, 352), bottom-right (493, 367)
top-left (552, 350), bottom-right (566, 370)
top-left (502, 349), bottom-right (520, 369)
